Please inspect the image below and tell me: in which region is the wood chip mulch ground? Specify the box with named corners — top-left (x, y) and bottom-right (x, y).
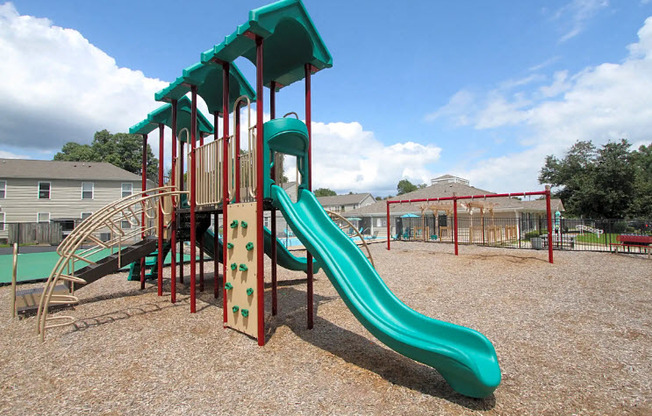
top-left (1, 242), bottom-right (650, 415)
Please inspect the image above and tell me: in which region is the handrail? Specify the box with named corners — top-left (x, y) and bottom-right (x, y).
top-left (325, 210), bottom-right (375, 268)
top-left (37, 187), bottom-right (187, 341)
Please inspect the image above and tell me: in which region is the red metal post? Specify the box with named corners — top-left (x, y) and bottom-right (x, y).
top-left (453, 195), bottom-right (459, 256)
top-left (305, 63), bottom-right (314, 330)
top-left (170, 100), bottom-right (177, 303)
top-left (386, 201), bottom-right (391, 250)
top-left (179, 140), bottom-right (184, 284)
top-left (546, 185), bottom-right (554, 264)
top-left (222, 63), bottom-right (230, 324)
top-left (213, 112), bottom-right (220, 299)
top-left (199, 133), bottom-right (205, 292)
top-left (189, 85), bottom-right (198, 313)
top-left (256, 36), bottom-right (265, 345)
top-left (157, 123), bottom-right (165, 296)
top-left (270, 81), bottom-right (278, 315)
top-left (140, 134), bottom-right (147, 290)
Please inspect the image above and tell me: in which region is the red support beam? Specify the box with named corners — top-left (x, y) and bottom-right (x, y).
top-left (256, 36), bottom-right (265, 345)
top-left (213, 112), bottom-right (220, 299)
top-left (305, 63), bottom-right (314, 330)
top-left (545, 185), bottom-right (554, 264)
top-left (189, 85), bottom-right (198, 313)
top-left (140, 134), bottom-right (147, 290)
top-left (453, 195), bottom-right (459, 256)
top-left (270, 80), bottom-right (278, 316)
top-left (222, 63), bottom-right (230, 325)
top-left (157, 123), bottom-right (165, 296)
top-left (170, 100), bottom-right (177, 303)
top-left (179, 140), bottom-right (184, 284)
top-left (386, 200), bottom-right (391, 251)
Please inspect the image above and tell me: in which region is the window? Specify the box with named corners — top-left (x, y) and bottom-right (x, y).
top-left (0, 212), bottom-right (4, 231)
top-left (38, 182), bottom-right (51, 199)
top-left (121, 183), bottom-right (133, 198)
top-left (0, 180), bottom-right (5, 198)
top-left (81, 182), bottom-right (94, 199)
top-left (37, 212), bottom-right (50, 223)
top-left (121, 220), bottom-right (132, 229)
top-left (81, 212), bottom-right (92, 220)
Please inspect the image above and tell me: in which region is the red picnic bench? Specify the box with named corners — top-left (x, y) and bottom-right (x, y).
top-left (610, 234), bottom-right (652, 258)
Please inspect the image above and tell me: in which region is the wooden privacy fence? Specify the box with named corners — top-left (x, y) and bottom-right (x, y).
top-left (7, 222), bottom-right (62, 245)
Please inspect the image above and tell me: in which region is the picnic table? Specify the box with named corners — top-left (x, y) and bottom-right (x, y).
top-left (611, 234), bottom-right (652, 258)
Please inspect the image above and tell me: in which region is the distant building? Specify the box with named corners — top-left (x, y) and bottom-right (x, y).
top-left (0, 159), bottom-right (150, 242)
top-left (317, 193), bottom-right (376, 213)
top-left (431, 174), bottom-right (469, 186)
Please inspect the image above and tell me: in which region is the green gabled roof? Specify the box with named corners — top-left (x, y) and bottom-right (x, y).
top-left (129, 118), bottom-right (159, 135)
top-left (155, 62), bottom-right (255, 115)
top-left (201, 0), bottom-right (332, 88)
top-left (143, 96), bottom-right (214, 142)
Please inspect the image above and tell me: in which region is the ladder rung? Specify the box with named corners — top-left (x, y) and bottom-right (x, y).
top-left (59, 274), bottom-right (87, 285)
top-left (44, 315), bottom-right (76, 329)
top-left (71, 253), bottom-right (96, 264)
top-left (49, 295), bottom-right (79, 304)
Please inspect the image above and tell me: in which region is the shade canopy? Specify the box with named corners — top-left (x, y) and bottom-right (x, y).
top-left (201, 0), bottom-right (332, 88)
top-left (400, 213), bottom-right (420, 218)
top-left (129, 96), bottom-right (213, 142)
top-left (155, 62), bottom-right (255, 115)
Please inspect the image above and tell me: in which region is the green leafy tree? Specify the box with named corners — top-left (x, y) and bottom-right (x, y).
top-left (397, 179), bottom-right (418, 195)
top-left (629, 143), bottom-right (652, 217)
top-left (54, 129), bottom-right (158, 180)
top-left (314, 188), bottom-right (337, 197)
top-left (539, 139), bottom-right (646, 219)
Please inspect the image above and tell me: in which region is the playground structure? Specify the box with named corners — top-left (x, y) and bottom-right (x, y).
top-left (33, 0), bottom-right (501, 398)
top-left (387, 188), bottom-right (555, 264)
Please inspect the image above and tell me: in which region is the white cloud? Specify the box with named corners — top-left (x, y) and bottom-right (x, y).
top-left (0, 150), bottom-right (29, 159)
top-left (0, 3), bottom-right (167, 151)
top-left (554, 0), bottom-right (609, 42)
top-left (428, 16), bottom-right (652, 192)
top-left (311, 121), bottom-right (441, 195)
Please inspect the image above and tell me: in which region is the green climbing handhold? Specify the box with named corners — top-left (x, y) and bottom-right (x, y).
top-left (227, 242), bottom-right (234, 249)
top-left (241, 221), bottom-right (248, 228)
top-left (230, 220), bottom-right (238, 228)
top-left (230, 263), bottom-right (237, 271)
top-left (239, 264), bottom-right (248, 271)
top-left (224, 282), bottom-right (233, 290)
top-left (246, 242), bottom-right (254, 251)
top-left (232, 306), bottom-right (239, 313)
top-left (246, 288), bottom-right (254, 296)
top-left (241, 309), bottom-right (249, 318)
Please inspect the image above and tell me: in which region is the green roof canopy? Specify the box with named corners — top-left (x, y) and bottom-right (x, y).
top-left (201, 0), bottom-right (332, 88)
top-left (130, 96), bottom-right (213, 142)
top-left (155, 62), bottom-right (255, 115)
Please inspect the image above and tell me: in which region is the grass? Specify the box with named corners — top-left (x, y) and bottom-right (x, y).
top-left (573, 232), bottom-right (619, 245)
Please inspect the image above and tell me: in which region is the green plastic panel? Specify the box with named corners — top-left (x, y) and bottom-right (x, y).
top-left (129, 118), bottom-right (158, 135)
top-left (147, 96), bottom-right (213, 141)
top-left (271, 185), bottom-right (502, 398)
top-left (201, 0), bottom-right (332, 88)
top-left (263, 118), bottom-right (310, 199)
top-left (155, 62), bottom-right (255, 115)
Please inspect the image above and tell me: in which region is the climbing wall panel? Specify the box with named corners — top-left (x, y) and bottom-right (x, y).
top-left (224, 202), bottom-right (259, 339)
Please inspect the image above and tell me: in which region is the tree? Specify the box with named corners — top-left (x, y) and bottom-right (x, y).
top-left (314, 188), bottom-right (336, 197)
top-left (397, 179), bottom-right (418, 195)
top-left (54, 129), bottom-right (158, 179)
top-left (629, 143), bottom-right (652, 218)
top-left (539, 139), bottom-right (645, 219)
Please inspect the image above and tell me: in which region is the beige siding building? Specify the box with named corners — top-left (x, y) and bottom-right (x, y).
top-left (0, 159), bottom-right (147, 242)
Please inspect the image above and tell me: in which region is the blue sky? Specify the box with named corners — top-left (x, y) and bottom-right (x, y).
top-left (1, 0), bottom-right (652, 195)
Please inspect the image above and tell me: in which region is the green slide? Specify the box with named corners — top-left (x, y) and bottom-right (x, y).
top-left (271, 185), bottom-right (501, 398)
top-left (202, 228), bottom-right (318, 273)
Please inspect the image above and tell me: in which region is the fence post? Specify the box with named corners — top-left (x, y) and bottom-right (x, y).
top-left (545, 185), bottom-right (554, 264)
top-left (453, 194), bottom-right (459, 256)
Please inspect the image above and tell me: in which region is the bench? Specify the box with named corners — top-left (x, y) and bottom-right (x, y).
top-left (611, 235), bottom-right (652, 258)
